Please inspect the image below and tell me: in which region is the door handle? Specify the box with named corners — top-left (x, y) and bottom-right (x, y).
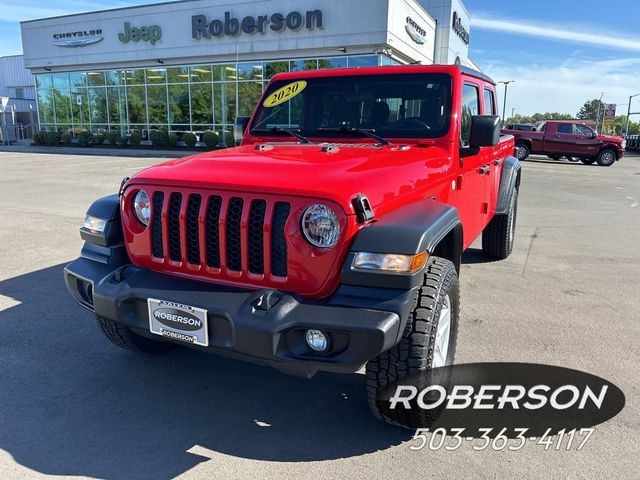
top-left (479, 165), bottom-right (491, 175)
top-left (494, 159), bottom-right (503, 166)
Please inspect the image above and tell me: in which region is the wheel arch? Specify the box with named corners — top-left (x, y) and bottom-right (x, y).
top-left (515, 138), bottom-right (532, 149)
top-left (341, 199), bottom-right (463, 288)
top-left (598, 144), bottom-right (620, 158)
top-left (495, 155), bottom-right (522, 215)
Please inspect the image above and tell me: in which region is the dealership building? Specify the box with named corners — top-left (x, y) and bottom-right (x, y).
top-left (20, 0), bottom-right (474, 144)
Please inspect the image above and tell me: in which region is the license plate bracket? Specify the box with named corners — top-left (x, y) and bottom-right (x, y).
top-left (147, 298), bottom-right (209, 346)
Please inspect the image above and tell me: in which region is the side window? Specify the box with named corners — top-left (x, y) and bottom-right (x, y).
top-left (483, 88), bottom-right (496, 115)
top-left (557, 123), bottom-right (573, 134)
top-left (461, 83), bottom-right (480, 146)
top-left (575, 124), bottom-right (592, 135)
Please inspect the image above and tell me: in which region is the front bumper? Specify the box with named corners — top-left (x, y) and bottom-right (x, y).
top-left (64, 257), bottom-right (407, 377)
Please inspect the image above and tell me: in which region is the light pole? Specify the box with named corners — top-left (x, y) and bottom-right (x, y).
top-left (595, 92), bottom-right (604, 133)
top-left (511, 107), bottom-right (516, 119)
top-left (498, 81), bottom-right (515, 126)
top-left (624, 92), bottom-right (640, 137)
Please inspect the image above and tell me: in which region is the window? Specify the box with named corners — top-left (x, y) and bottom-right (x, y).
top-left (251, 73), bottom-right (451, 139)
top-left (35, 55), bottom-right (394, 137)
top-left (14, 87), bottom-right (25, 98)
top-left (557, 123), bottom-right (573, 134)
top-left (168, 84), bottom-right (190, 124)
top-left (461, 84), bottom-right (480, 146)
top-left (575, 124), bottom-right (593, 135)
top-left (483, 88), bottom-right (496, 115)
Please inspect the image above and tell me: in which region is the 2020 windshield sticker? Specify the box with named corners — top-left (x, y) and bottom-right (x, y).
top-left (263, 80), bottom-right (307, 108)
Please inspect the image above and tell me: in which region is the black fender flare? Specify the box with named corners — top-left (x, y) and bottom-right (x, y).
top-left (495, 155), bottom-right (522, 215)
top-left (79, 194), bottom-right (128, 266)
top-left (341, 198), bottom-right (463, 290)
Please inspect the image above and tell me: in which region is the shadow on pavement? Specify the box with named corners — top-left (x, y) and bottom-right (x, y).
top-left (522, 157), bottom-right (589, 166)
top-left (461, 247), bottom-right (500, 264)
top-left (0, 263), bottom-right (409, 479)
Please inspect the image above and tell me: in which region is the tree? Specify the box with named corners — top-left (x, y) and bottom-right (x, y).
top-left (505, 112), bottom-right (572, 124)
top-left (577, 99), bottom-right (604, 121)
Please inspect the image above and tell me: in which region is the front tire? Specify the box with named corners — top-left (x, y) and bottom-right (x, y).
top-left (482, 189), bottom-right (518, 259)
top-left (515, 143), bottom-right (530, 161)
top-left (96, 316), bottom-right (175, 354)
top-left (366, 257), bottom-right (459, 428)
top-left (596, 149), bottom-right (616, 166)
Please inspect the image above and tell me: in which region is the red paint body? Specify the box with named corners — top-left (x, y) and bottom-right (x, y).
top-left (122, 65), bottom-right (514, 299)
top-left (503, 120), bottom-right (625, 159)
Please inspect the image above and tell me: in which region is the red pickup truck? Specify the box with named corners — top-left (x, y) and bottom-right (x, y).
top-left (503, 120), bottom-right (625, 166)
top-left (64, 65), bottom-right (521, 427)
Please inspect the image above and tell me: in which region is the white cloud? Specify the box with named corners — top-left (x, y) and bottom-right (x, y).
top-left (482, 57), bottom-right (640, 116)
top-left (472, 16), bottom-right (640, 52)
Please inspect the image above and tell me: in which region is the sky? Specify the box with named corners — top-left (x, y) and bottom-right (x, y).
top-left (464, 0), bottom-right (640, 117)
top-left (1, 0), bottom-right (639, 117)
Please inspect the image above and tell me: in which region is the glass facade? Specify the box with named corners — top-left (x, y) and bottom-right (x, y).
top-left (35, 54), bottom-right (398, 145)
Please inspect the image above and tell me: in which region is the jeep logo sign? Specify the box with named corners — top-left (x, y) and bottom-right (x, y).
top-left (118, 22), bottom-right (162, 45)
top-left (192, 10), bottom-right (323, 39)
top-left (452, 11), bottom-right (470, 45)
top-left (153, 308), bottom-right (203, 331)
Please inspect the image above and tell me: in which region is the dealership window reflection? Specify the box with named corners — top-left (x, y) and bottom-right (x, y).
top-left (35, 54), bottom-right (398, 145)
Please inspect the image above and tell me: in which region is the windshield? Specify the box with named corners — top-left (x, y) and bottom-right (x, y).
top-left (249, 73), bottom-right (452, 139)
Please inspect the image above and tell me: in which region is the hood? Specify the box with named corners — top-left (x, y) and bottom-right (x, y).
top-left (598, 134), bottom-right (624, 144)
top-left (128, 143), bottom-right (450, 214)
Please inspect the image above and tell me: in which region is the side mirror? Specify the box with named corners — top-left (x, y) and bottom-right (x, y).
top-left (469, 115), bottom-right (500, 147)
top-left (591, 131), bottom-right (597, 138)
top-left (233, 116), bottom-right (250, 145)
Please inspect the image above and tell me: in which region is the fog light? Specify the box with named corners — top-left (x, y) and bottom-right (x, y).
top-left (305, 329), bottom-right (329, 352)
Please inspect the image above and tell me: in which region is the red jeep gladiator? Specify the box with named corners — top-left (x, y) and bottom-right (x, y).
top-left (64, 65), bottom-right (521, 425)
top-left (503, 119), bottom-right (625, 166)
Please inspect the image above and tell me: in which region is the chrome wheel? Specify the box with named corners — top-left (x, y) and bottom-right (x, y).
top-left (432, 294), bottom-right (451, 369)
top-left (598, 151), bottom-right (615, 166)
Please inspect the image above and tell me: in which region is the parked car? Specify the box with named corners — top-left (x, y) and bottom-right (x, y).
top-left (64, 65), bottom-right (521, 427)
top-left (502, 120), bottom-right (625, 166)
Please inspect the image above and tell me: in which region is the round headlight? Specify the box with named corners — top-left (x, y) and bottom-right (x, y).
top-left (133, 190), bottom-right (151, 226)
top-left (301, 204), bottom-right (340, 248)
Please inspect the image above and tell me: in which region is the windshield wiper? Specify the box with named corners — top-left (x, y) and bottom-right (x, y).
top-left (251, 127), bottom-right (311, 144)
top-left (318, 126), bottom-right (391, 145)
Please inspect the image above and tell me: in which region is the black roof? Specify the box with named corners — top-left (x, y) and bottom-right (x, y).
top-left (457, 66), bottom-right (496, 85)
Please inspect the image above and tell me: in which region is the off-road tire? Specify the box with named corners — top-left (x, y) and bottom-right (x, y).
top-left (366, 257), bottom-right (459, 428)
top-left (515, 143), bottom-right (530, 161)
top-left (596, 149), bottom-right (616, 167)
top-left (482, 189), bottom-right (518, 259)
top-left (581, 157), bottom-right (596, 165)
top-left (96, 316), bottom-right (175, 354)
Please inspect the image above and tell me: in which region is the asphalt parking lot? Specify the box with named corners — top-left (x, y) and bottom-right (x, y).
top-left (0, 150), bottom-right (638, 479)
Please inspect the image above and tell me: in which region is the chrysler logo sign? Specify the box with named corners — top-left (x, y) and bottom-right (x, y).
top-left (53, 29), bottom-right (103, 47)
top-left (405, 17), bottom-right (426, 45)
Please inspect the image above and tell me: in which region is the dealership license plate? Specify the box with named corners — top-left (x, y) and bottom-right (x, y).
top-left (147, 298), bottom-right (209, 347)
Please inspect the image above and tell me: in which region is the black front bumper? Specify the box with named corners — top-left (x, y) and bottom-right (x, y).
top-left (64, 256), bottom-right (411, 377)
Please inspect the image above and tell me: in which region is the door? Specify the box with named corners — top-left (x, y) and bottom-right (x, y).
top-left (544, 122), bottom-right (576, 155)
top-left (453, 83), bottom-right (492, 248)
top-left (572, 123), bottom-right (601, 157)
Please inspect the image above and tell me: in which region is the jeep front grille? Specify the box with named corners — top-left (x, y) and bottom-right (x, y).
top-left (150, 191), bottom-right (290, 277)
